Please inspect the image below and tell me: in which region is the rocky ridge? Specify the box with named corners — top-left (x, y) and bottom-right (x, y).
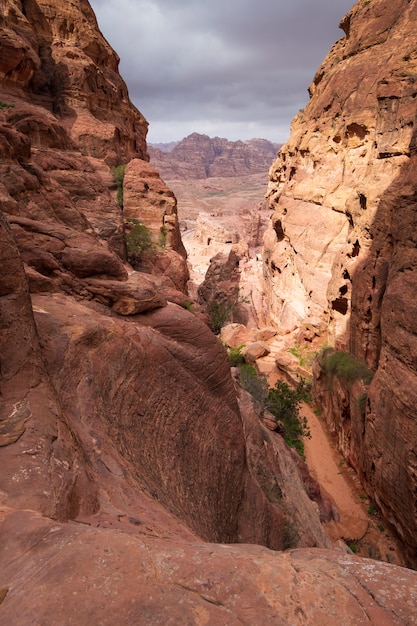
top-left (149, 132), bottom-right (280, 179)
top-left (1, 1), bottom-right (417, 623)
top-left (263, 0), bottom-right (417, 567)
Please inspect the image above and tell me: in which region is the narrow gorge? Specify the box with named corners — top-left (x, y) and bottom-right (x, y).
top-left (0, 1), bottom-right (417, 624)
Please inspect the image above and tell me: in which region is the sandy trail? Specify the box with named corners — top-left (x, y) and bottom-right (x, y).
top-left (300, 402), bottom-right (404, 565)
top-left (301, 403), bottom-right (369, 542)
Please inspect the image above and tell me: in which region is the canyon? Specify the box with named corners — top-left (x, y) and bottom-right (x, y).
top-left (0, 0), bottom-right (417, 624)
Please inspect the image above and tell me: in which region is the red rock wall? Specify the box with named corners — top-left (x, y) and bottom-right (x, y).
top-left (0, 0), bottom-right (331, 555)
top-left (0, 0), bottom-right (148, 163)
top-left (149, 133), bottom-right (280, 179)
top-left (264, 0), bottom-right (417, 566)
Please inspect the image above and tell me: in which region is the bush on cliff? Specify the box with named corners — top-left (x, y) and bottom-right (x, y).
top-left (125, 220), bottom-right (153, 264)
top-left (321, 349), bottom-right (374, 386)
top-left (266, 379), bottom-right (311, 459)
top-left (113, 164), bottom-right (126, 208)
top-left (236, 359), bottom-right (310, 458)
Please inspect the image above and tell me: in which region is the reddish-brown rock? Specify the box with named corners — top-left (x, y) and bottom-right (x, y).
top-left (1, 509), bottom-right (417, 626)
top-left (2, 1), bottom-right (417, 621)
top-left (149, 133), bottom-right (280, 179)
top-left (0, 0), bottom-right (147, 163)
top-left (263, 0), bottom-right (417, 566)
top-left (123, 158), bottom-right (187, 258)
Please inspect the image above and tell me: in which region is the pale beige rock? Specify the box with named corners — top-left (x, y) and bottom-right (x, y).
top-left (263, 0), bottom-right (417, 567)
top-left (243, 341), bottom-right (270, 363)
top-left (220, 323), bottom-right (251, 348)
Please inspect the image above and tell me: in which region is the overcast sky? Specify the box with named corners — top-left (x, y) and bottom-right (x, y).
top-left (89, 0), bottom-right (355, 144)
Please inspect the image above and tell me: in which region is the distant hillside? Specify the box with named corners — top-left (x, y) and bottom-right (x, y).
top-left (148, 141), bottom-right (179, 152)
top-left (148, 132), bottom-right (281, 179)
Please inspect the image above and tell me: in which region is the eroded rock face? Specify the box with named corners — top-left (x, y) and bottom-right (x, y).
top-left (149, 133), bottom-right (280, 179)
top-left (264, 0), bottom-right (417, 566)
top-left (0, 0), bottom-right (147, 163)
top-left (124, 158), bottom-right (187, 258)
top-left (0, 0), bottom-right (331, 551)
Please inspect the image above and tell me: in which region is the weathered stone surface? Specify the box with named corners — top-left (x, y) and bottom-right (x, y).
top-left (243, 341), bottom-right (270, 363)
top-left (1, 0), bottom-right (148, 164)
top-left (1, 509), bottom-right (417, 626)
top-left (263, 0), bottom-right (417, 566)
top-left (2, 0), bottom-right (417, 620)
top-left (149, 133), bottom-right (280, 179)
top-left (220, 323), bottom-right (251, 348)
top-left (123, 158), bottom-right (186, 258)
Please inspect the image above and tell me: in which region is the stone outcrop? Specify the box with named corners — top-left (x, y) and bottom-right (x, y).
top-left (263, 0), bottom-right (417, 566)
top-left (0, 0), bottom-right (147, 164)
top-left (2, 509), bottom-right (417, 626)
top-left (149, 132), bottom-right (280, 179)
top-left (123, 158), bottom-right (186, 257)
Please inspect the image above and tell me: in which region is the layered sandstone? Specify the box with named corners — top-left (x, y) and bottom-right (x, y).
top-left (263, 0), bottom-right (417, 566)
top-left (0, 0), bottom-right (329, 560)
top-left (0, 0), bottom-right (147, 163)
top-left (149, 133), bottom-right (280, 179)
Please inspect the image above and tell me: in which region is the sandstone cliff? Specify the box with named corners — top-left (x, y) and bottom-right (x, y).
top-left (149, 132), bottom-right (280, 179)
top-left (263, 0), bottom-right (417, 567)
top-left (1, 1), bottom-right (417, 623)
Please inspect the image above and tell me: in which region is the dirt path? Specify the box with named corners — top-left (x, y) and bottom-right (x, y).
top-left (301, 402), bottom-right (405, 566)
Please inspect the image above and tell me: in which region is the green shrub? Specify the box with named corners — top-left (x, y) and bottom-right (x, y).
top-left (182, 301), bottom-right (194, 313)
top-left (228, 345), bottom-right (246, 367)
top-left (125, 221), bottom-right (153, 262)
top-left (0, 101), bottom-right (15, 109)
top-left (239, 365), bottom-right (268, 410)
top-left (113, 164), bottom-right (126, 208)
top-left (266, 379), bottom-right (311, 459)
top-left (209, 297), bottom-right (237, 334)
top-left (322, 350), bottom-right (374, 386)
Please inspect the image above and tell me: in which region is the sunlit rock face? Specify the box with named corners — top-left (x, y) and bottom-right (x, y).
top-left (0, 0), bottom-right (147, 163)
top-left (264, 0), bottom-right (417, 566)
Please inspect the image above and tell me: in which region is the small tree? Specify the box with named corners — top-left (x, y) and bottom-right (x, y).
top-left (113, 164), bottom-right (126, 208)
top-left (125, 221), bottom-right (153, 264)
top-left (239, 364), bottom-right (269, 411)
top-left (266, 379), bottom-right (311, 459)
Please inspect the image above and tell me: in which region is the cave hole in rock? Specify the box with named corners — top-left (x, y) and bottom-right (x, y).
top-left (289, 166), bottom-right (296, 180)
top-left (348, 239), bottom-right (360, 258)
top-left (347, 123), bottom-right (368, 140)
top-left (332, 297), bottom-right (348, 315)
top-left (339, 284), bottom-right (348, 296)
top-left (343, 269), bottom-right (351, 281)
top-left (358, 193), bottom-right (367, 210)
top-left (372, 275), bottom-right (376, 289)
top-left (273, 219), bottom-right (285, 241)
top-left (271, 261), bottom-right (281, 274)
top-left (333, 135), bottom-right (342, 144)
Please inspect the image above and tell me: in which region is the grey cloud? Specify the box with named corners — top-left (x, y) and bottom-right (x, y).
top-left (90, 0), bottom-right (355, 142)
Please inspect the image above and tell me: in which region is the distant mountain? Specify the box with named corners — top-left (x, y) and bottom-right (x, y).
top-left (148, 133), bottom-right (281, 179)
top-left (148, 141), bottom-right (179, 152)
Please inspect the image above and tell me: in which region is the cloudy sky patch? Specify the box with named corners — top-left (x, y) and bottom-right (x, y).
top-left (90, 0), bottom-right (355, 143)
